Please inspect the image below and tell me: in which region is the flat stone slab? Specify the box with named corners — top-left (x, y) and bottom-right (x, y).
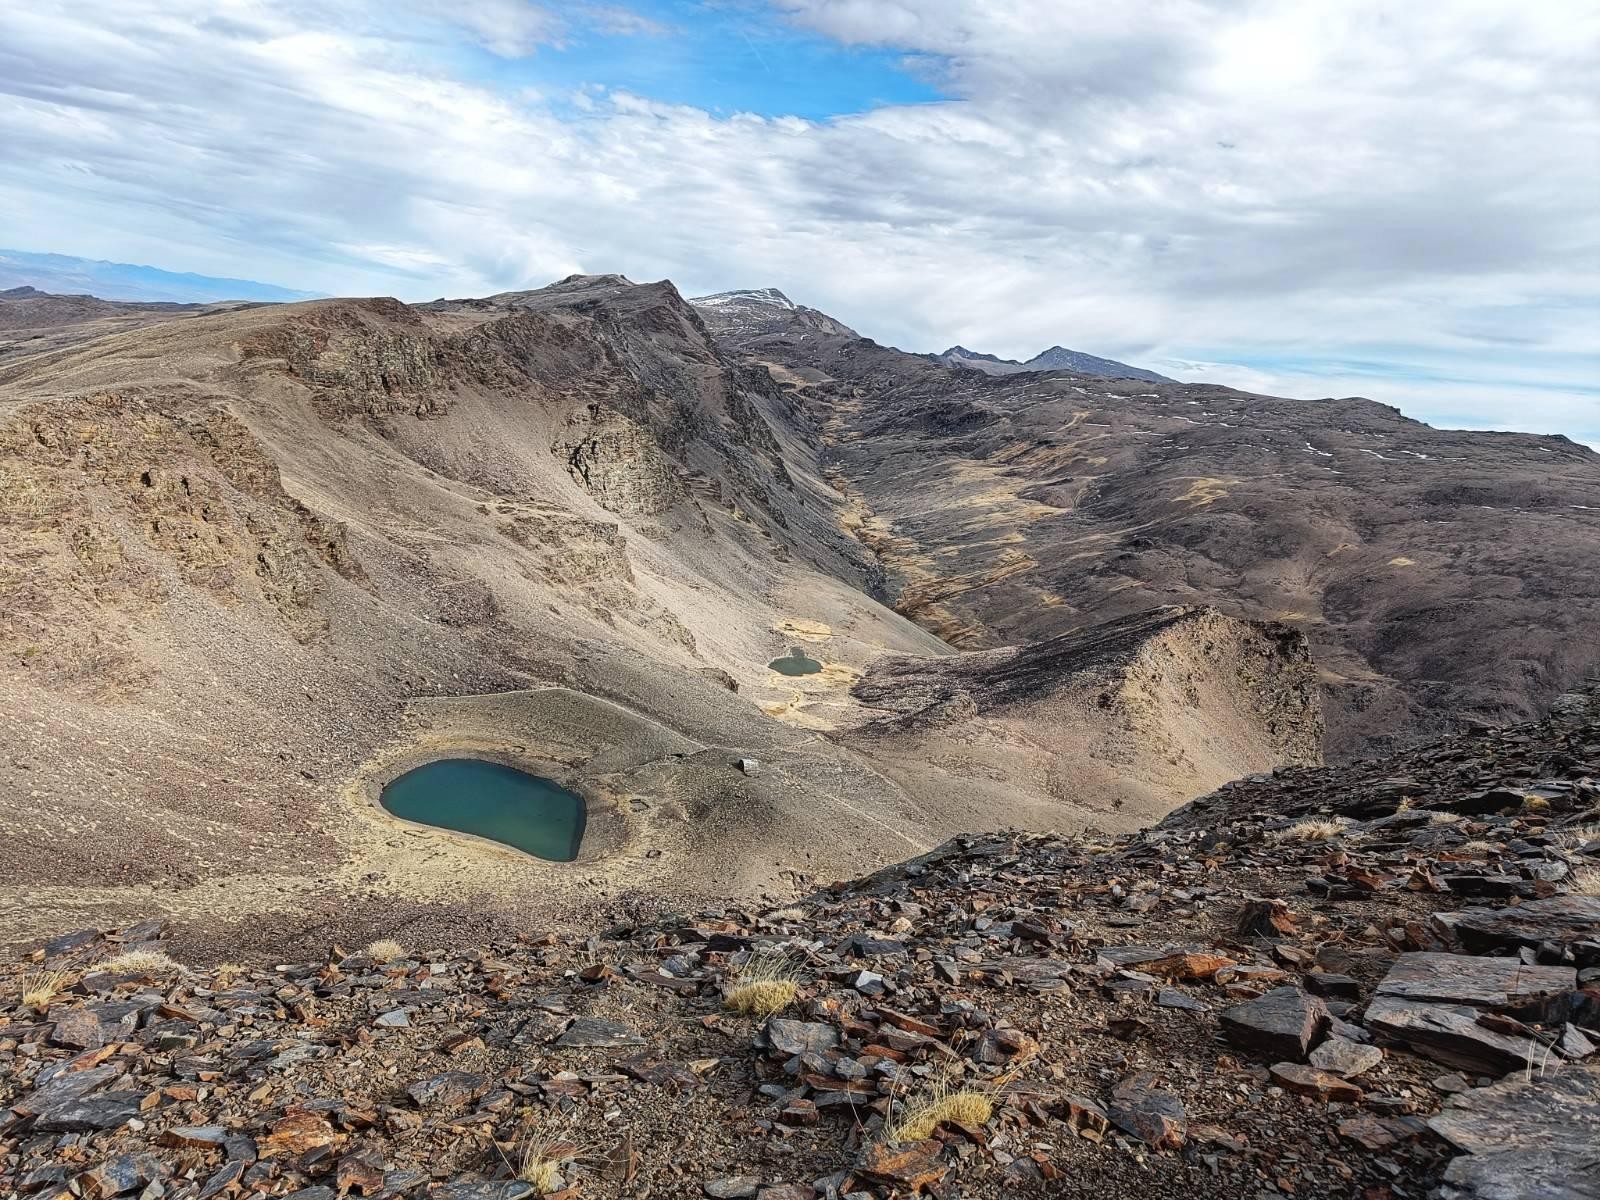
top-left (1431, 1064), bottom-right (1600, 1199)
top-left (1451, 896), bottom-right (1600, 956)
top-left (759, 1018), bottom-right (839, 1059)
top-left (405, 1071), bottom-right (487, 1110)
top-left (1269, 1062), bottom-right (1363, 1102)
top-left (1375, 952), bottom-right (1575, 1014)
top-left (1365, 995), bottom-right (1553, 1076)
top-left (553, 1017), bottom-right (646, 1049)
top-left (1310, 1036), bottom-right (1384, 1077)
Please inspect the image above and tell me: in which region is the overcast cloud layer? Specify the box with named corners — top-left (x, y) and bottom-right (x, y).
top-left (1, 0), bottom-right (1595, 444)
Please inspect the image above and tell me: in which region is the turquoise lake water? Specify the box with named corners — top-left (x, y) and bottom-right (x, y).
top-left (379, 758), bottom-right (586, 862)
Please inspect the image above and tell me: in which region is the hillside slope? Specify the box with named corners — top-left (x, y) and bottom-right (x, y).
top-left (0, 278), bottom-right (1318, 948)
top-left (3, 688), bottom-right (1596, 1199)
top-left (694, 289), bottom-right (1600, 756)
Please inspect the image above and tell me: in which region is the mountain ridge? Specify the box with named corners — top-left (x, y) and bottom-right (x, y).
top-left (936, 341), bottom-right (1176, 383)
top-left (0, 248), bottom-right (319, 304)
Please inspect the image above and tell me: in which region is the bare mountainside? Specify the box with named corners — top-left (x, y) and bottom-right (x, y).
top-left (0, 278), bottom-right (1319, 949)
top-left (692, 289), bottom-right (1600, 756)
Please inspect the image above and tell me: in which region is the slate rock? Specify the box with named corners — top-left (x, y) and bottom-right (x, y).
top-left (1219, 986), bottom-right (1330, 1061)
top-left (1156, 987), bottom-right (1209, 1012)
top-left (760, 1018), bottom-right (839, 1058)
top-left (1440, 1151), bottom-right (1600, 1200)
top-left (1108, 1072), bottom-right (1187, 1150)
top-left (553, 1017), bottom-right (645, 1048)
top-left (159, 1126), bottom-right (230, 1149)
top-left (44, 927), bottom-right (102, 959)
top-left (50, 1008), bottom-right (106, 1050)
top-left (1375, 952), bottom-right (1575, 1016)
top-left (1431, 1064), bottom-right (1600, 1199)
top-left (12, 1064), bottom-right (120, 1119)
top-left (1451, 896), bottom-right (1600, 959)
top-left (405, 1071), bottom-right (487, 1110)
top-left (32, 1091), bottom-right (144, 1133)
top-left (703, 1178), bottom-right (760, 1199)
top-left (856, 1141), bottom-right (947, 1192)
top-left (197, 1161), bottom-right (246, 1200)
top-left (1309, 1037), bottom-right (1384, 1077)
top-left (78, 1155), bottom-right (148, 1198)
top-left (434, 1185), bottom-right (536, 1200)
top-left (1059, 1094), bottom-right (1111, 1137)
top-left (1270, 1062), bottom-right (1364, 1102)
top-left (1365, 996), bottom-right (1552, 1075)
top-left (1306, 971), bottom-right (1362, 1001)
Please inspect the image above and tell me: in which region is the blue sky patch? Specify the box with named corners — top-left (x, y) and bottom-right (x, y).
top-left (465, 1), bottom-right (945, 119)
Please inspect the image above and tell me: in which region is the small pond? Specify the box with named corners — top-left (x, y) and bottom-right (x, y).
top-left (379, 758), bottom-right (586, 862)
top-left (768, 646), bottom-right (823, 676)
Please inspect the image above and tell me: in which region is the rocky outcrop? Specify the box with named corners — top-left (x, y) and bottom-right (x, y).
top-left (241, 299), bottom-right (453, 418)
top-left (0, 388), bottom-right (361, 691)
top-left (848, 607), bottom-right (1324, 822)
top-left (553, 404), bottom-right (682, 517)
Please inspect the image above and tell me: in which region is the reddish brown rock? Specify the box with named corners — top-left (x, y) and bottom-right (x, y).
top-left (1270, 1062), bottom-right (1364, 1102)
top-left (1108, 1073), bottom-right (1187, 1150)
top-left (856, 1141), bottom-right (948, 1193)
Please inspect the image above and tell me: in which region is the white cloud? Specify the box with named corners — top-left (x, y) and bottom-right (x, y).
top-left (0, 0), bottom-right (1594, 443)
top-left (445, 1), bottom-right (567, 57)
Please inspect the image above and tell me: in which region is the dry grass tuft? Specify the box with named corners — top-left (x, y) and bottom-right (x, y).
top-left (1272, 819), bottom-right (1343, 843)
top-left (92, 949), bottom-right (181, 976)
top-left (1458, 840), bottom-right (1496, 855)
top-left (1427, 811), bottom-right (1462, 825)
top-left (1570, 867), bottom-right (1600, 896)
top-left (886, 1076), bottom-right (995, 1143)
top-left (365, 939), bottom-right (404, 964)
top-left (20, 970), bottom-right (71, 1012)
top-left (516, 1127), bottom-right (577, 1195)
top-left (1522, 795), bottom-right (1551, 812)
top-left (1564, 823), bottom-right (1600, 846)
top-left (724, 950), bottom-right (802, 1017)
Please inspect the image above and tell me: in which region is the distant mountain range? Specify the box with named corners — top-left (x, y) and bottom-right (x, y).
top-left (0, 248), bottom-right (318, 304)
top-left (690, 287), bottom-right (1172, 383)
top-left (936, 343), bottom-right (1174, 383)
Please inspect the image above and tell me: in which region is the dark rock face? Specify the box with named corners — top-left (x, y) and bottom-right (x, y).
top-left (1220, 987), bottom-right (1330, 1061)
top-left (1451, 897), bottom-right (1600, 962)
top-left (1431, 1066), bottom-right (1600, 1200)
top-left (701, 306), bottom-right (1600, 757)
top-left (1374, 953), bottom-right (1575, 1015)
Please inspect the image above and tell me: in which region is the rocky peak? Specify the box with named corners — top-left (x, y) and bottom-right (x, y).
top-left (690, 286), bottom-right (859, 341)
top-left (693, 286), bottom-right (797, 311)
